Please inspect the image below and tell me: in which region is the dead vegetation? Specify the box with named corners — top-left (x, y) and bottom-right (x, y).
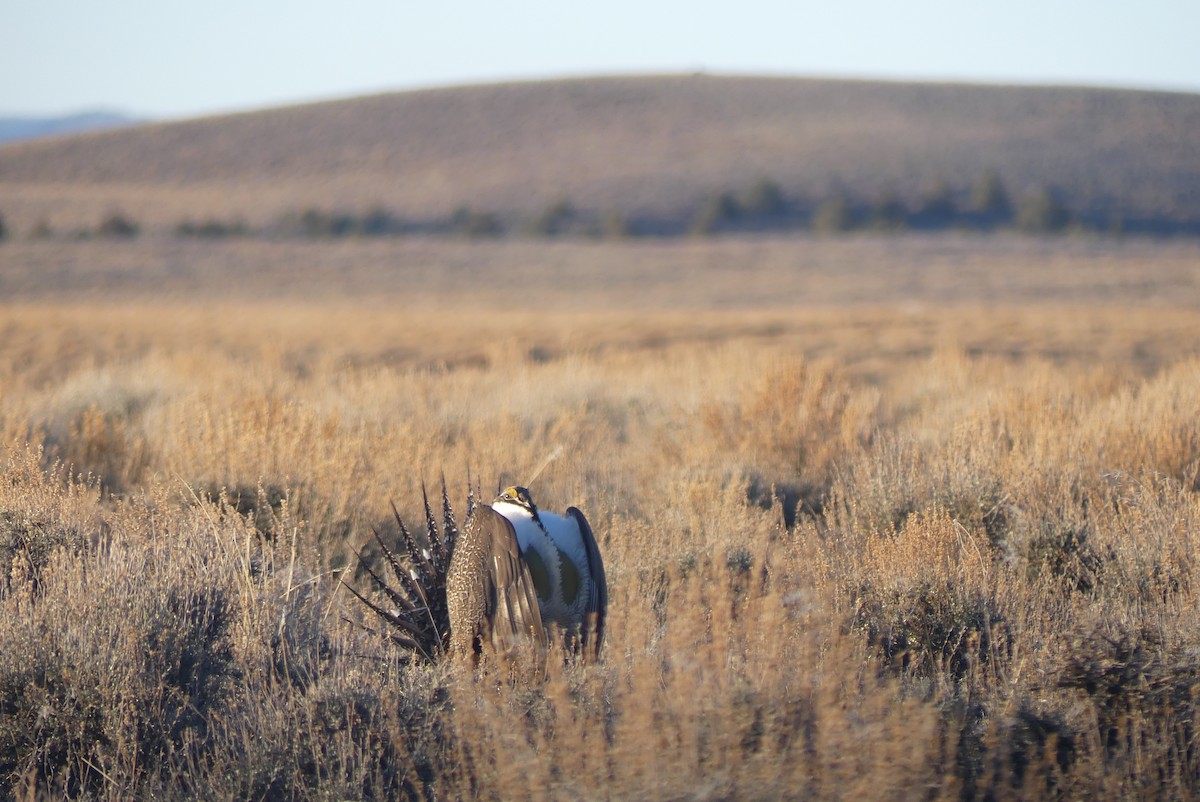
top-left (2, 236), bottom-right (1200, 799)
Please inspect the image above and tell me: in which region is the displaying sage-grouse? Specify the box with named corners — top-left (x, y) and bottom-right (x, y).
top-left (346, 480), bottom-right (606, 662)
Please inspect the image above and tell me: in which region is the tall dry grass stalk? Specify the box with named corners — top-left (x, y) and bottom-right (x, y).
top-left (2, 294), bottom-right (1200, 799)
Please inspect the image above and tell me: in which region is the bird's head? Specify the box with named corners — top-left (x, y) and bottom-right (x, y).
top-left (495, 485), bottom-right (538, 515)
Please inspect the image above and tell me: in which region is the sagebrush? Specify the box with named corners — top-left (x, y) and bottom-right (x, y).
top-left (2, 238), bottom-right (1200, 799)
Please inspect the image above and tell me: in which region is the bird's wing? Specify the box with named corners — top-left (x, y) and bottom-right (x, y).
top-left (472, 506), bottom-right (546, 652)
top-left (567, 506), bottom-right (607, 658)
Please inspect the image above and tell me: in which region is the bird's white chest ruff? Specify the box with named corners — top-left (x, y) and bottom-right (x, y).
top-left (492, 502), bottom-right (591, 624)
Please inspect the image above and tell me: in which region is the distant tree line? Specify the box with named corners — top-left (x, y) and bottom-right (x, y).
top-left (259, 203), bottom-right (626, 241)
top-left (165, 172), bottom-right (1200, 240)
top-left (688, 171), bottom-right (1077, 236)
top-left (175, 217), bottom-right (249, 238)
top-left (0, 211), bottom-right (141, 242)
top-left (253, 173), bottom-right (1112, 241)
top-left (3, 170), bottom-right (1196, 243)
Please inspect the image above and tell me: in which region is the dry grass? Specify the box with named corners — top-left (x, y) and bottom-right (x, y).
top-left (2, 236), bottom-right (1200, 799)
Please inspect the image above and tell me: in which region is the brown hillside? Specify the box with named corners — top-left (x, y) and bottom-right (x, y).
top-left (1, 74), bottom-right (1199, 230)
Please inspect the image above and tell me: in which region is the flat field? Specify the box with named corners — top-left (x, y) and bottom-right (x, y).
top-left (3, 233), bottom-right (1200, 799)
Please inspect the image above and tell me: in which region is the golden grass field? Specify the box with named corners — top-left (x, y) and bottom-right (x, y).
top-left (3, 233), bottom-right (1200, 799)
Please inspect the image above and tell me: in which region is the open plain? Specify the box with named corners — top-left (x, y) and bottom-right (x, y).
top-left (2, 229), bottom-right (1200, 798)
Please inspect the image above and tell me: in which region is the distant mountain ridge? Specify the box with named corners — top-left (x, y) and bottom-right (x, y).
top-left (0, 111), bottom-right (141, 145)
top-left (0, 75), bottom-right (1197, 234)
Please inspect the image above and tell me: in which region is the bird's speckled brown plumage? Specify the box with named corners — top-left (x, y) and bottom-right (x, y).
top-left (446, 505), bottom-right (545, 658)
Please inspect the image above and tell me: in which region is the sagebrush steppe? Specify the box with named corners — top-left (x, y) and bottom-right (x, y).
top-left (2, 234), bottom-right (1200, 799)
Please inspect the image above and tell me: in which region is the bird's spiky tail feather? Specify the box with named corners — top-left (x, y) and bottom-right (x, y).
top-left (343, 476), bottom-right (476, 661)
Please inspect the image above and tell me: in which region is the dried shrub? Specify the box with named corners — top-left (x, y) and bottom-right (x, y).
top-left (0, 510), bottom-right (84, 597)
top-left (1057, 627), bottom-right (1200, 796)
top-left (0, 547), bottom-right (235, 796)
top-left (1025, 525), bottom-right (1107, 594)
top-left (848, 509), bottom-right (1011, 681)
top-left (703, 358), bottom-right (877, 515)
top-left (58, 406), bottom-right (152, 494)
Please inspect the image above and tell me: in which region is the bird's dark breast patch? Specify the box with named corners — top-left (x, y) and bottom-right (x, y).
top-left (523, 548), bottom-right (552, 602)
top-left (557, 546), bottom-right (581, 605)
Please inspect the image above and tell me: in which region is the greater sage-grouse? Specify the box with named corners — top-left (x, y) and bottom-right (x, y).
top-left (347, 481), bottom-right (606, 662)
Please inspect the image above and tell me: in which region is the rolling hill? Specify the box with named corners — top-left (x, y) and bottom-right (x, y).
top-left (0, 111), bottom-right (140, 145)
top-left (1, 74), bottom-right (1198, 234)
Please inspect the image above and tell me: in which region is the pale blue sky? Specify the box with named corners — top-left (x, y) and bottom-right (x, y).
top-left (5, 0), bottom-right (1199, 118)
